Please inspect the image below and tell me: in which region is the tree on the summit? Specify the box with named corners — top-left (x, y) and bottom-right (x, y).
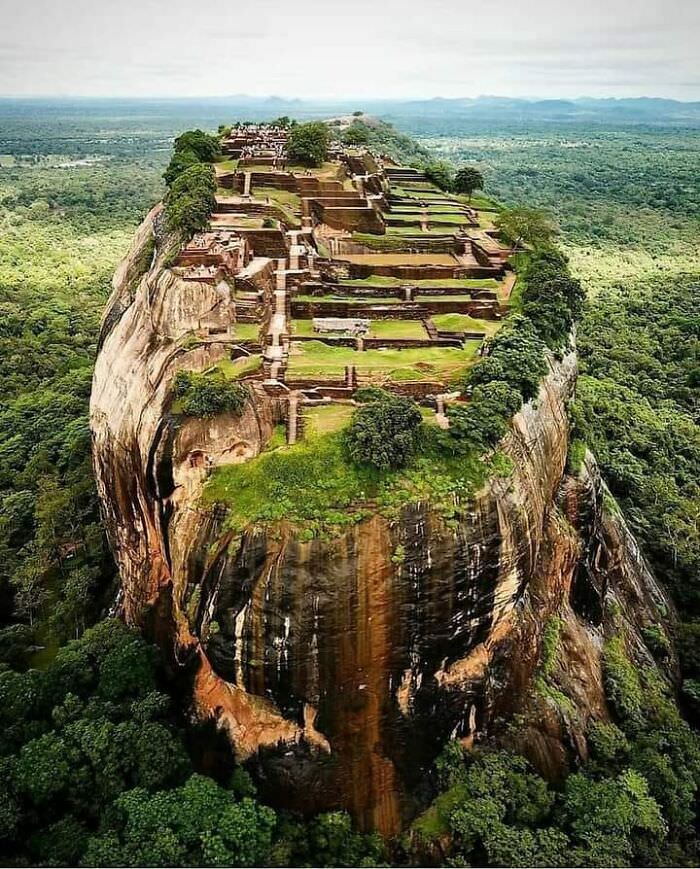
top-left (345, 395), bottom-right (422, 470)
top-left (163, 130), bottom-right (220, 186)
top-left (173, 130), bottom-right (221, 163)
top-left (454, 166), bottom-right (485, 200)
top-left (496, 206), bottom-right (555, 249)
top-left (424, 161), bottom-right (454, 192)
top-left (287, 122), bottom-right (330, 167)
top-left (163, 149), bottom-right (200, 187)
top-left (165, 163), bottom-right (217, 237)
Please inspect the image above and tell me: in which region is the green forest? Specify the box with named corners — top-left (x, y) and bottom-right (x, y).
top-left (1, 106), bottom-right (699, 866)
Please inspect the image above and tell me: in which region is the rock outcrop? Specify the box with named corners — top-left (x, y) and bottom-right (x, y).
top-left (91, 212), bottom-right (675, 835)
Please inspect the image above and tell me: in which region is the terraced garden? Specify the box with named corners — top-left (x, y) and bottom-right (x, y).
top-left (285, 340), bottom-right (482, 382)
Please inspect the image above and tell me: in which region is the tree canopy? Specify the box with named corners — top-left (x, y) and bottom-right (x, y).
top-left (165, 163), bottom-right (216, 238)
top-left (287, 122), bottom-right (330, 167)
top-left (423, 161), bottom-right (454, 192)
top-left (163, 130), bottom-right (220, 186)
top-left (454, 166), bottom-right (485, 199)
top-left (496, 206), bottom-right (556, 249)
top-left (344, 395), bottom-right (422, 470)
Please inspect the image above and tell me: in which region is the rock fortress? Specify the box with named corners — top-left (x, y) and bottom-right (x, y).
top-left (90, 120), bottom-right (675, 835)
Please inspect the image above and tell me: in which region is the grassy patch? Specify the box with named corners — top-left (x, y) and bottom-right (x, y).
top-left (412, 784), bottom-right (467, 840)
top-left (339, 276), bottom-right (500, 289)
top-left (413, 293), bottom-right (474, 302)
top-left (233, 322), bottom-right (261, 341)
top-left (304, 403), bottom-right (354, 435)
top-left (286, 340), bottom-right (480, 381)
top-left (369, 319), bottom-right (427, 339)
top-left (567, 438), bottom-right (587, 474)
top-left (216, 355), bottom-right (263, 379)
top-left (431, 313), bottom-right (502, 336)
top-left (202, 427), bottom-right (490, 537)
top-left (253, 186), bottom-right (301, 226)
top-left (386, 226), bottom-right (456, 237)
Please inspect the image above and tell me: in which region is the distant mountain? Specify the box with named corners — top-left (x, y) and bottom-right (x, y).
top-left (1, 94), bottom-right (699, 129)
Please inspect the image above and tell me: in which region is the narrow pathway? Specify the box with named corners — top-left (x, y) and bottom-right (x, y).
top-left (264, 258), bottom-right (290, 383)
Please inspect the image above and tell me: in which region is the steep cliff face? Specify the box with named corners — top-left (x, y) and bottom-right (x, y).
top-left (91, 215), bottom-right (676, 835)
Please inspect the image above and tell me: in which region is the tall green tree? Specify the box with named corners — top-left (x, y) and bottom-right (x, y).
top-left (287, 122), bottom-right (330, 167)
top-left (165, 164), bottom-right (216, 238)
top-left (454, 166), bottom-right (485, 199)
top-left (496, 206), bottom-right (555, 249)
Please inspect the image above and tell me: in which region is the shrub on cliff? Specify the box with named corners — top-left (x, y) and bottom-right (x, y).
top-left (342, 121), bottom-right (370, 146)
top-left (466, 317), bottom-right (548, 403)
top-left (446, 381), bottom-right (522, 452)
top-left (165, 163), bottom-right (216, 238)
top-left (424, 161), bottom-right (454, 192)
top-left (287, 122), bottom-right (330, 167)
top-left (174, 130), bottom-right (221, 163)
top-left (496, 206), bottom-right (555, 249)
top-left (163, 129), bottom-right (220, 186)
top-left (344, 395), bottom-right (422, 471)
top-left (173, 370), bottom-right (248, 418)
top-left (521, 249), bottom-right (584, 350)
top-left (163, 148), bottom-right (201, 187)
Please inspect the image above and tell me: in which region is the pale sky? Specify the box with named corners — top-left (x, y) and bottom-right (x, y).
top-left (1, 0), bottom-right (698, 100)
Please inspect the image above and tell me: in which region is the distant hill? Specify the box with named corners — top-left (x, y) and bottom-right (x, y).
top-left (1, 95), bottom-right (699, 136)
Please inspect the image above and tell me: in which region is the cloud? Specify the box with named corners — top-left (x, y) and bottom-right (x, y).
top-left (0, 0), bottom-right (697, 99)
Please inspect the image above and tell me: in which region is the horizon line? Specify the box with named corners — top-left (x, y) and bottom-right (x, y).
top-left (0, 93), bottom-right (699, 105)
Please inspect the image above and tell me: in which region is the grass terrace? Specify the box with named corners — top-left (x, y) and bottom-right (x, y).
top-left (335, 253), bottom-right (460, 266)
top-left (413, 293), bottom-right (474, 302)
top-left (233, 322), bottom-right (262, 341)
top-left (391, 186), bottom-right (459, 200)
top-left (338, 275), bottom-right (501, 289)
top-left (293, 293), bottom-right (402, 303)
top-left (368, 319), bottom-right (427, 339)
top-left (304, 403), bottom-right (354, 435)
top-left (202, 427), bottom-right (495, 537)
top-left (209, 215), bottom-right (267, 228)
top-left (243, 161), bottom-right (343, 180)
top-left (216, 355), bottom-right (263, 379)
top-left (385, 227), bottom-right (458, 237)
top-left (430, 313), bottom-right (503, 336)
top-left (391, 205), bottom-right (471, 215)
top-left (254, 186), bottom-right (301, 210)
top-left (286, 340), bottom-right (481, 382)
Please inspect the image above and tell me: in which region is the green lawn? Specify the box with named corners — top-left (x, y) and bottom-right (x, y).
top-left (291, 319), bottom-right (318, 336)
top-left (350, 233), bottom-right (415, 251)
top-left (294, 294), bottom-right (401, 304)
top-left (369, 319), bottom-right (427, 339)
top-left (414, 294), bottom-right (474, 302)
top-left (216, 355), bottom-right (263, 379)
top-left (233, 322), bottom-right (261, 341)
top-left (286, 340), bottom-right (480, 382)
top-left (215, 159), bottom-right (239, 171)
top-left (338, 275), bottom-right (500, 289)
top-left (386, 226), bottom-right (456, 237)
top-left (254, 186), bottom-right (300, 208)
top-left (202, 428), bottom-right (491, 537)
top-left (292, 318), bottom-right (426, 339)
top-left (390, 205), bottom-right (470, 215)
top-left (303, 403), bottom-right (354, 435)
top-left (431, 313), bottom-right (502, 336)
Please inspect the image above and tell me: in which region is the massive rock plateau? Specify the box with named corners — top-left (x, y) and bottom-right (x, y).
top-left (91, 208), bottom-right (675, 834)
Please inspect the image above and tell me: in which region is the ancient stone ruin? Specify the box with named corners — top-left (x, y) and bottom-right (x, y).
top-left (90, 122), bottom-right (674, 836)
